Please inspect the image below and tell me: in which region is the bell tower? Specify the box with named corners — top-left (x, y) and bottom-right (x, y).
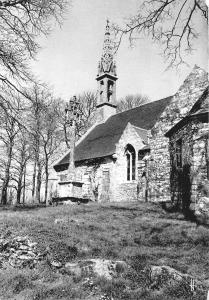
top-left (96, 20), bottom-right (117, 123)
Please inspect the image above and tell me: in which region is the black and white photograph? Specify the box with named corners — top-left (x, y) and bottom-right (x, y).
top-left (0, 0), bottom-right (208, 299)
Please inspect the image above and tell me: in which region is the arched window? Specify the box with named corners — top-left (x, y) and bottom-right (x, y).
top-left (125, 144), bottom-right (136, 181)
top-left (107, 80), bottom-right (113, 102)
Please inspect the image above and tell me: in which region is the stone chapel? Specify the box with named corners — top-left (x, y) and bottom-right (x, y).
top-left (54, 21), bottom-right (209, 206)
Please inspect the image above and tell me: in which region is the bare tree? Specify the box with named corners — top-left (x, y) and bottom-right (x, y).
top-left (40, 99), bottom-right (63, 203)
top-left (0, 0), bottom-right (68, 83)
top-left (11, 129), bottom-right (31, 204)
top-left (24, 83), bottom-right (65, 203)
top-left (117, 94), bottom-right (150, 113)
top-left (77, 91), bottom-right (97, 137)
top-left (113, 0), bottom-right (208, 68)
top-left (57, 91), bottom-right (97, 149)
top-left (24, 83), bottom-right (49, 203)
top-left (0, 104), bottom-right (21, 204)
top-left (56, 98), bottom-right (71, 149)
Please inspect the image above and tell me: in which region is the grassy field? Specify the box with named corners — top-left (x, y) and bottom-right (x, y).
top-left (0, 202), bottom-right (209, 300)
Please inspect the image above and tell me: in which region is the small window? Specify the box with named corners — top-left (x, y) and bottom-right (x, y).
top-left (176, 139), bottom-right (182, 168)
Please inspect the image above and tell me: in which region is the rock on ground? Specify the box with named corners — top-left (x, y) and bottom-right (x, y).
top-left (0, 235), bottom-right (41, 269)
top-left (195, 197), bottom-right (209, 223)
top-left (147, 265), bottom-right (208, 292)
top-left (65, 259), bottom-right (128, 280)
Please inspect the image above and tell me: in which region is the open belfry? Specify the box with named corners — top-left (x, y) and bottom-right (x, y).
top-left (54, 20), bottom-right (209, 206)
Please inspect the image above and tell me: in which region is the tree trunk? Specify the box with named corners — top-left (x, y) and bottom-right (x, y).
top-left (44, 159), bottom-right (49, 203)
top-left (35, 160), bottom-right (41, 203)
top-left (16, 186), bottom-right (21, 204)
top-left (32, 160), bottom-right (36, 201)
top-left (16, 168), bottom-right (24, 204)
top-left (1, 185), bottom-right (8, 205)
top-left (23, 166), bottom-right (26, 204)
top-left (1, 145), bottom-right (13, 205)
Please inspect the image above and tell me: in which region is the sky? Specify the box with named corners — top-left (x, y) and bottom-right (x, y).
top-left (30, 0), bottom-right (208, 102)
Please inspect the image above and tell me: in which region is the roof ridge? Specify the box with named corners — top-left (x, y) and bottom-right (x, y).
top-left (76, 121), bottom-right (99, 146)
top-left (114, 95), bottom-right (173, 117)
top-left (54, 95), bottom-right (172, 169)
top-left (131, 124), bottom-right (149, 131)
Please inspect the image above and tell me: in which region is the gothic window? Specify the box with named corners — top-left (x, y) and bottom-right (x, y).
top-left (125, 144), bottom-right (136, 181)
top-left (127, 153), bottom-right (130, 181)
top-left (175, 138), bottom-right (182, 168)
top-left (132, 152), bottom-right (136, 180)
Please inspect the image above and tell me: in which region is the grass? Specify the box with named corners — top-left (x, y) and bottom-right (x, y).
top-left (0, 201), bottom-right (209, 299)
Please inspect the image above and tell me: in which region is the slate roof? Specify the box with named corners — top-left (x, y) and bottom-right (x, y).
top-left (54, 96), bottom-right (172, 171)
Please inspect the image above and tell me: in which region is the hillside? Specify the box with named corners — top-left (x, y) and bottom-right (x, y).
top-left (0, 202), bottom-right (208, 300)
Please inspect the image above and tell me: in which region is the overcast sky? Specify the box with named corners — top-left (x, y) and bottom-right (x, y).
top-left (30, 0), bottom-right (207, 102)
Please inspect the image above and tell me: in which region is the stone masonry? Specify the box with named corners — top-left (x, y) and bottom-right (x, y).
top-left (169, 120), bottom-right (209, 206)
top-left (112, 122), bottom-right (146, 202)
top-left (70, 122), bottom-right (146, 202)
top-left (148, 66), bottom-right (208, 202)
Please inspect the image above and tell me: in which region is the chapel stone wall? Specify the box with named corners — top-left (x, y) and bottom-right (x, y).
top-left (169, 120), bottom-right (209, 206)
top-left (59, 122), bottom-right (146, 203)
top-left (111, 123), bottom-right (145, 202)
top-left (148, 66), bottom-right (208, 202)
top-left (191, 122), bottom-right (209, 202)
top-left (75, 158), bottom-right (114, 202)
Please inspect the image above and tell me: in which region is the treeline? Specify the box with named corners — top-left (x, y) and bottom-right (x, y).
top-left (0, 0), bottom-right (98, 205)
top-left (0, 86), bottom-right (97, 205)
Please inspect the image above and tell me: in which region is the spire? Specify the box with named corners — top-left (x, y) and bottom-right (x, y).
top-left (96, 20), bottom-right (118, 123)
top-left (98, 19), bottom-right (117, 76)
